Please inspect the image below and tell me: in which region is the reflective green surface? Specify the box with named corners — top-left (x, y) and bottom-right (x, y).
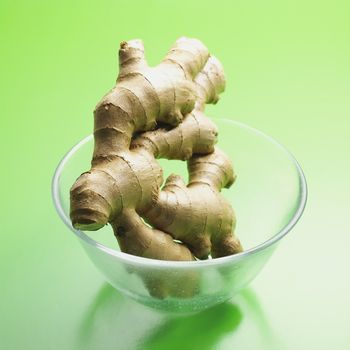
top-left (1, 0), bottom-right (349, 349)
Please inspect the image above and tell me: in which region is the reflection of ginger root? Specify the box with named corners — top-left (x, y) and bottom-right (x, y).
top-left (142, 269), bottom-right (199, 300)
top-left (70, 37), bottom-right (243, 265)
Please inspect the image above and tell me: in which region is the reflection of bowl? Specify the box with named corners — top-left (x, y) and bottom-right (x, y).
top-left (52, 118), bottom-right (307, 313)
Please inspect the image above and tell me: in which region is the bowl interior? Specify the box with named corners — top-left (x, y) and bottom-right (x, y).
top-left (55, 118), bottom-right (305, 255)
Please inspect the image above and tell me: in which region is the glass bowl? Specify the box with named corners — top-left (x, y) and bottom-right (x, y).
top-left (52, 118), bottom-right (307, 313)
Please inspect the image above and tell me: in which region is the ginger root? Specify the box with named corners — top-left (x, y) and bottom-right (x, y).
top-left (70, 37), bottom-right (243, 262)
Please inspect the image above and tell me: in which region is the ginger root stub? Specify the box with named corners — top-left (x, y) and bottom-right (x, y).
top-left (70, 37), bottom-right (243, 262)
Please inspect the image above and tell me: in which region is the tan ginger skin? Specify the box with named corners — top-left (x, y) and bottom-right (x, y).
top-left (70, 37), bottom-right (243, 261)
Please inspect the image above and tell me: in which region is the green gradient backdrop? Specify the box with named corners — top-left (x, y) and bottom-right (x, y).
top-left (1, 1), bottom-right (349, 349)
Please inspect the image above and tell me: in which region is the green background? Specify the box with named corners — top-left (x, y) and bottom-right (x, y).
top-left (1, 0), bottom-right (349, 349)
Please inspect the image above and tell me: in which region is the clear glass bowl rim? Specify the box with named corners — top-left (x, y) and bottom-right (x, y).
top-left (52, 119), bottom-right (307, 268)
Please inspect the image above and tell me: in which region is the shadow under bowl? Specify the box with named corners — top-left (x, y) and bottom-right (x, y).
top-left (52, 119), bottom-right (307, 313)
